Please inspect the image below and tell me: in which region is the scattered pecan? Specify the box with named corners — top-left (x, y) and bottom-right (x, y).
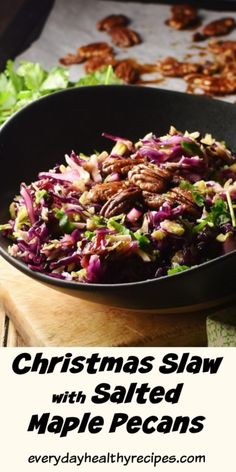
top-left (97, 14), bottom-right (129, 31)
top-left (128, 164), bottom-right (172, 193)
top-left (60, 52), bottom-right (84, 66)
top-left (85, 181), bottom-right (128, 204)
top-left (208, 40), bottom-right (236, 55)
top-left (193, 17), bottom-right (235, 42)
top-left (203, 17), bottom-right (235, 38)
top-left (200, 61), bottom-right (221, 76)
top-left (115, 59), bottom-right (140, 83)
top-left (102, 156), bottom-right (145, 176)
top-left (108, 27), bottom-right (141, 48)
top-left (166, 4), bottom-right (199, 30)
top-left (78, 42), bottom-right (113, 59)
top-left (185, 74), bottom-right (236, 95)
top-left (84, 54), bottom-right (116, 73)
top-left (100, 187), bottom-right (142, 218)
top-left (157, 57), bottom-right (201, 77)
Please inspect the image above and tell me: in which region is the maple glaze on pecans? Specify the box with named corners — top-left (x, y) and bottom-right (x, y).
top-left (108, 27), bottom-right (141, 48)
top-left (166, 4), bottom-right (199, 30)
top-left (96, 14), bottom-right (129, 31)
top-left (100, 187), bottom-right (142, 218)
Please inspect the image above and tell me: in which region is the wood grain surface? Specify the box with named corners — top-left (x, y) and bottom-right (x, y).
top-left (0, 257), bottom-right (207, 347)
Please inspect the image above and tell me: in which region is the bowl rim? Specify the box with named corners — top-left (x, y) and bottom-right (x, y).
top-left (1, 84), bottom-right (236, 290)
top-left (0, 242), bottom-right (236, 291)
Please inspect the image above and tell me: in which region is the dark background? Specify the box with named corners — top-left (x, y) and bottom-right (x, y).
top-left (0, 0), bottom-right (235, 70)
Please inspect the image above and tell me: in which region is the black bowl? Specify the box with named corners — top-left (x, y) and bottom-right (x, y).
top-left (1, 85), bottom-right (236, 312)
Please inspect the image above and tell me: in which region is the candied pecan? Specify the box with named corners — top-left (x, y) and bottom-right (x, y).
top-left (128, 164), bottom-right (172, 193)
top-left (115, 59), bottom-right (140, 84)
top-left (78, 42), bottom-right (113, 59)
top-left (102, 156), bottom-right (145, 176)
top-left (166, 4), bottom-right (199, 30)
top-left (193, 18), bottom-right (235, 42)
top-left (208, 40), bottom-right (236, 54)
top-left (59, 52), bottom-right (84, 66)
top-left (108, 27), bottom-right (141, 48)
top-left (85, 181), bottom-right (128, 204)
top-left (157, 57), bottom-right (201, 77)
top-left (201, 61), bottom-right (221, 76)
top-left (170, 188), bottom-right (200, 216)
top-left (203, 17), bottom-right (235, 38)
top-left (143, 187), bottom-right (199, 216)
top-left (185, 74), bottom-right (236, 95)
top-left (142, 192), bottom-right (167, 210)
top-left (84, 54), bottom-right (116, 73)
top-left (100, 187), bottom-right (142, 218)
top-left (97, 14), bottom-right (129, 31)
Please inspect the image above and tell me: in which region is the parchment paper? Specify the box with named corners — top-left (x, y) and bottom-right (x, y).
top-left (17, 0), bottom-right (236, 102)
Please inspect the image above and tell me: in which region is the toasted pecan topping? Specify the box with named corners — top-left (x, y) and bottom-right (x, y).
top-left (100, 187), bottom-right (142, 218)
top-left (102, 156), bottom-right (145, 176)
top-left (143, 187), bottom-right (199, 216)
top-left (166, 4), bottom-right (199, 30)
top-left (108, 27), bottom-right (141, 47)
top-left (85, 181), bottom-right (128, 204)
top-left (97, 14), bottom-right (129, 31)
top-left (170, 187), bottom-right (200, 216)
top-left (142, 192), bottom-right (163, 210)
top-left (128, 164), bottom-right (172, 193)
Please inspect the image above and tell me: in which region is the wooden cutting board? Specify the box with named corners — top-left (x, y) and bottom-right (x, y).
top-left (0, 257), bottom-right (208, 347)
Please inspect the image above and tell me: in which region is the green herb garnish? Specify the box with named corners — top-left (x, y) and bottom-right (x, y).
top-left (179, 180), bottom-right (205, 207)
top-left (193, 198), bottom-right (230, 233)
top-left (181, 140), bottom-right (203, 157)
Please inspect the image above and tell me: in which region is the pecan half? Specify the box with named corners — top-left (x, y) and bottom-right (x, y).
top-left (78, 42), bottom-right (113, 59)
top-left (97, 14), bottom-right (129, 31)
top-left (170, 187), bottom-right (200, 216)
top-left (143, 187), bottom-right (199, 216)
top-left (84, 54), bottom-right (116, 73)
top-left (128, 164), bottom-right (172, 193)
top-left (193, 17), bottom-right (235, 42)
top-left (60, 52), bottom-right (84, 66)
top-left (203, 17), bottom-right (235, 38)
top-left (102, 156), bottom-right (145, 176)
top-left (108, 27), bottom-right (141, 48)
top-left (115, 59), bottom-right (140, 83)
top-left (142, 192), bottom-right (168, 210)
top-left (208, 40), bottom-right (236, 55)
top-left (157, 57), bottom-right (201, 77)
top-left (100, 187), bottom-right (142, 218)
top-left (85, 181), bottom-right (128, 204)
top-left (166, 4), bottom-right (199, 30)
top-left (186, 74), bottom-right (236, 95)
